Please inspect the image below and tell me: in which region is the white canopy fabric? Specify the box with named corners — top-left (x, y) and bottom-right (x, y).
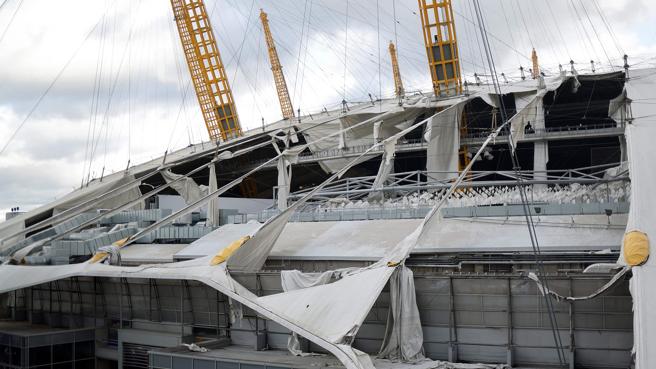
top-left (0, 258), bottom-right (373, 369)
top-left (161, 170), bottom-right (206, 205)
top-left (369, 139), bottom-right (398, 200)
top-left (378, 266), bottom-right (425, 362)
top-left (508, 91), bottom-right (546, 152)
top-left (280, 269), bottom-right (345, 356)
top-left (425, 104), bottom-right (463, 181)
top-left (615, 69), bottom-right (656, 369)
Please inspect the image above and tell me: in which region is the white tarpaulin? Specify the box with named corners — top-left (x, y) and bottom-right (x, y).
top-left (0, 259), bottom-right (372, 369)
top-left (369, 139), bottom-right (397, 200)
top-left (616, 69), bottom-right (656, 369)
top-left (280, 268), bottom-right (362, 356)
top-left (378, 266), bottom-right (425, 362)
top-left (259, 267), bottom-right (393, 343)
top-left (508, 92), bottom-right (544, 152)
top-left (161, 170), bottom-right (205, 205)
top-left (425, 104), bottom-right (463, 181)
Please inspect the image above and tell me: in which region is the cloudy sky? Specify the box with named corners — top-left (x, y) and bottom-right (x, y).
top-left (0, 0), bottom-right (655, 218)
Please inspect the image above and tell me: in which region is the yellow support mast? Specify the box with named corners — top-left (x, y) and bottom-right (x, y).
top-left (260, 9), bottom-right (295, 120)
top-left (388, 41), bottom-right (404, 99)
top-left (418, 0), bottom-right (469, 172)
top-left (418, 0), bottom-right (462, 97)
top-left (170, 0), bottom-right (242, 142)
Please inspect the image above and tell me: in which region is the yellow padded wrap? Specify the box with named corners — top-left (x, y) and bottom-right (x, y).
top-left (114, 238), bottom-right (129, 248)
top-left (623, 230), bottom-right (650, 266)
top-left (88, 237), bottom-right (130, 264)
top-left (210, 236), bottom-right (251, 266)
top-left (89, 252), bottom-right (109, 264)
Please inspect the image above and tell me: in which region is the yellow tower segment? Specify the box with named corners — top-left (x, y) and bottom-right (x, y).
top-left (531, 48), bottom-right (540, 79)
top-left (260, 9), bottom-right (295, 120)
top-left (170, 0), bottom-right (242, 142)
top-left (388, 41), bottom-right (404, 98)
top-left (418, 0), bottom-right (462, 97)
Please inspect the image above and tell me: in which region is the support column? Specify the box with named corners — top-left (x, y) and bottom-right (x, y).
top-left (275, 148), bottom-right (302, 211)
top-left (533, 93), bottom-right (548, 189)
top-left (533, 141), bottom-right (548, 182)
top-left (276, 157), bottom-right (291, 211)
top-left (506, 278), bottom-right (514, 366)
top-left (448, 277), bottom-right (458, 362)
top-left (568, 278), bottom-right (575, 369)
top-left (207, 162), bottom-right (219, 227)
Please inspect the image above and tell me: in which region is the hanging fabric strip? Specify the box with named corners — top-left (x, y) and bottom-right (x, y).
top-left (378, 266), bottom-right (425, 362)
top-left (528, 267), bottom-right (629, 302)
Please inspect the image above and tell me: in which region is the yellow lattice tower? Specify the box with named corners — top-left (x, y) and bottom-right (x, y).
top-left (388, 41), bottom-right (404, 98)
top-left (171, 0), bottom-right (242, 142)
top-left (260, 9), bottom-right (295, 120)
top-left (418, 0), bottom-right (462, 97)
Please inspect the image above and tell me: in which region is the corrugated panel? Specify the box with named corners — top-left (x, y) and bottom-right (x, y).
top-left (123, 342), bottom-right (160, 369)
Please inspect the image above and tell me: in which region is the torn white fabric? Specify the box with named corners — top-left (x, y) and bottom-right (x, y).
top-left (281, 270), bottom-right (337, 291)
top-left (509, 91), bottom-right (545, 152)
top-left (426, 104), bottom-right (463, 181)
top-left (378, 266), bottom-right (425, 362)
top-left (528, 267), bottom-right (629, 302)
top-left (281, 269), bottom-right (340, 356)
top-left (259, 266), bottom-right (393, 344)
top-left (616, 69), bottom-right (656, 369)
top-left (228, 298), bottom-right (243, 324)
top-left (608, 88), bottom-right (627, 125)
top-left (0, 259), bottom-right (372, 369)
top-left (161, 170), bottom-right (205, 205)
top-left (369, 139), bottom-right (397, 200)
top-left (533, 141), bottom-right (548, 184)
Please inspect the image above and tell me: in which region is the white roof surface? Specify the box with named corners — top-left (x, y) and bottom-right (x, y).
top-left (173, 214), bottom-right (626, 261)
top-left (120, 243), bottom-right (189, 264)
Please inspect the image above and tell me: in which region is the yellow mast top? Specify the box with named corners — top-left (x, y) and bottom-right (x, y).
top-left (170, 0), bottom-right (242, 142)
top-left (260, 9), bottom-right (295, 120)
top-left (418, 0), bottom-right (462, 97)
top-left (389, 41), bottom-right (405, 98)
